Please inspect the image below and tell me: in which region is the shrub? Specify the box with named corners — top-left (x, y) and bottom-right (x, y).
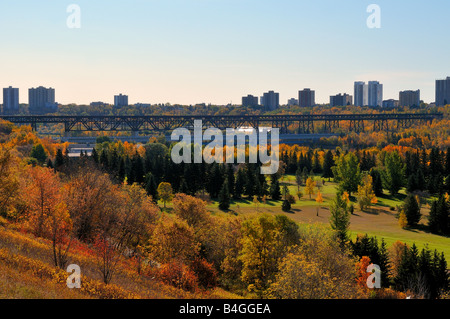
top-left (190, 258), bottom-right (218, 289)
top-left (158, 262), bottom-right (199, 292)
top-left (287, 194), bottom-right (296, 204)
top-left (282, 200), bottom-right (291, 212)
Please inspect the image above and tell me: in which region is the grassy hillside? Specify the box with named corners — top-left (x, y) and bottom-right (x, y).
top-left (0, 220), bottom-right (238, 299)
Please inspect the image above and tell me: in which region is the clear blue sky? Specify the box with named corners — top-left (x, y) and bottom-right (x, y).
top-left (0, 0), bottom-right (449, 105)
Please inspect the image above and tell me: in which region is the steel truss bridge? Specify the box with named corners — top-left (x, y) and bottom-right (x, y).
top-left (0, 113), bottom-right (443, 134)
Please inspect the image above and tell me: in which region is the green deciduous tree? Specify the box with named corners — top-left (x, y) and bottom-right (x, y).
top-left (332, 152), bottom-right (361, 196)
top-left (382, 151), bottom-right (406, 196)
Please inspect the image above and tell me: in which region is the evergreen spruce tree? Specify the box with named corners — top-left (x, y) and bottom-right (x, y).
top-left (234, 168), bottom-right (245, 199)
top-left (100, 150), bottom-right (109, 168)
top-left (269, 176), bottom-right (281, 201)
top-left (244, 164), bottom-right (256, 198)
top-left (313, 151), bottom-right (322, 174)
top-left (46, 158), bottom-right (54, 169)
top-left (145, 173), bottom-right (158, 202)
top-left (379, 239), bottom-right (391, 288)
top-left (428, 199), bottom-right (440, 234)
top-left (445, 147), bottom-right (450, 176)
top-left (55, 148), bottom-right (65, 169)
top-left (131, 152), bottom-right (145, 184)
top-left (117, 157), bottom-right (126, 183)
top-left (179, 178), bottom-right (189, 195)
top-left (428, 196), bottom-right (449, 235)
top-left (370, 168), bottom-right (384, 197)
top-left (407, 174), bottom-right (418, 193)
top-left (218, 179), bottom-right (231, 211)
top-left (404, 194), bottom-right (421, 227)
top-left (322, 150), bottom-right (335, 180)
top-left (282, 199), bottom-right (291, 212)
top-left (30, 143), bottom-right (47, 164)
top-left (91, 147), bottom-right (99, 164)
top-left (416, 169), bottom-right (426, 191)
top-left (329, 191), bottom-right (350, 247)
top-left (226, 164), bottom-right (235, 197)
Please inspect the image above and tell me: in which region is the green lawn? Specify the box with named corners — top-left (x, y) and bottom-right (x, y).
top-left (158, 174), bottom-right (450, 260)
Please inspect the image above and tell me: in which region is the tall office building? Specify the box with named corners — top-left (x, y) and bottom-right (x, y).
top-left (3, 86), bottom-right (19, 114)
top-left (399, 90), bottom-right (420, 107)
top-left (298, 89), bottom-right (315, 107)
top-left (354, 81), bottom-right (368, 107)
top-left (261, 91), bottom-right (279, 111)
top-left (330, 93), bottom-right (352, 107)
top-left (436, 77), bottom-right (450, 106)
top-left (114, 94), bottom-right (128, 107)
top-left (368, 81), bottom-right (383, 107)
top-left (242, 95), bottom-right (258, 107)
top-left (28, 86), bottom-right (57, 114)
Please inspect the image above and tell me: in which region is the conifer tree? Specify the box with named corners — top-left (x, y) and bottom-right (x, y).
top-left (218, 179), bottom-right (231, 211)
top-left (55, 148), bottom-right (65, 169)
top-left (322, 150), bottom-right (334, 180)
top-left (404, 194), bottom-right (421, 227)
top-left (234, 168), bottom-right (245, 199)
top-left (329, 191), bottom-right (350, 247)
top-left (269, 176), bottom-right (281, 201)
top-left (91, 147), bottom-right (99, 164)
top-left (145, 173), bottom-right (158, 202)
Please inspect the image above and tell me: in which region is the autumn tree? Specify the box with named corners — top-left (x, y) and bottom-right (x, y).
top-left (65, 168), bottom-right (116, 242)
top-left (239, 214), bottom-right (299, 297)
top-left (172, 193), bottom-right (209, 230)
top-left (149, 215), bottom-right (200, 264)
top-left (25, 166), bottom-right (72, 268)
top-left (94, 234), bottom-right (120, 285)
top-left (315, 191), bottom-right (324, 216)
top-left (157, 182), bottom-right (174, 208)
top-left (398, 211), bottom-right (408, 229)
top-left (305, 177), bottom-right (316, 200)
top-left (356, 174), bottom-right (378, 211)
top-left (117, 183), bottom-right (159, 273)
top-left (0, 146), bottom-right (20, 219)
top-left (272, 227), bottom-right (359, 299)
top-left (355, 256), bottom-right (372, 291)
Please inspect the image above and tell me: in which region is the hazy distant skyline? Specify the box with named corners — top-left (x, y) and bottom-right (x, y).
top-left (0, 0), bottom-right (449, 105)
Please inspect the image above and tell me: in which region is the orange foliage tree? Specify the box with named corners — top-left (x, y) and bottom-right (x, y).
top-left (25, 166), bottom-right (72, 268)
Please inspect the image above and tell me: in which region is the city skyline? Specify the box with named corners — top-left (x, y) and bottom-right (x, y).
top-left (1, 76), bottom-right (448, 110)
top-left (0, 1), bottom-right (449, 105)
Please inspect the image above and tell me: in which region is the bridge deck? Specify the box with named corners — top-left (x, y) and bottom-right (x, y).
top-left (0, 113), bottom-right (443, 133)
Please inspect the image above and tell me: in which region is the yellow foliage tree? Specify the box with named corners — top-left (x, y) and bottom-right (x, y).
top-left (356, 174), bottom-right (377, 211)
top-left (398, 211), bottom-right (408, 229)
top-left (315, 191), bottom-right (324, 216)
top-left (157, 182), bottom-right (174, 208)
top-left (305, 177), bottom-right (316, 200)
